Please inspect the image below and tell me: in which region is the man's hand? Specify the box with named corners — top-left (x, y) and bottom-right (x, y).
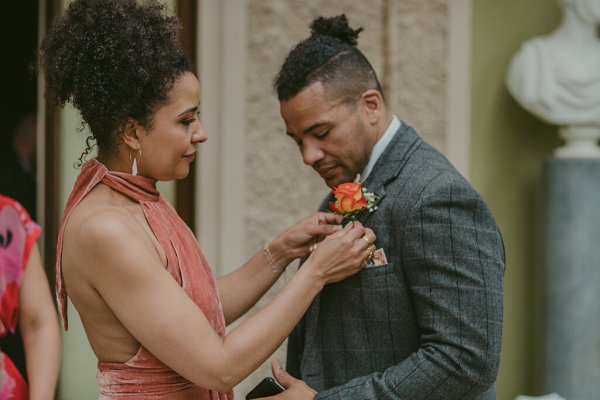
top-left (262, 359), bottom-right (316, 399)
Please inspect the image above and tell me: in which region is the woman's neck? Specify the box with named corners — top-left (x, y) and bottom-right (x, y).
top-left (97, 151), bottom-right (132, 175)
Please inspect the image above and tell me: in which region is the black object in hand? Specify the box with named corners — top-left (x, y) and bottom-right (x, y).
top-left (246, 377), bottom-right (284, 399)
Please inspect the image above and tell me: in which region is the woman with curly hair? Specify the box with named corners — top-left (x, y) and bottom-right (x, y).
top-left (39, 0), bottom-right (375, 398)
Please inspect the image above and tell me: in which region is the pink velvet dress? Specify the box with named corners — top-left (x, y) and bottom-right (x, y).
top-left (55, 159), bottom-right (233, 399)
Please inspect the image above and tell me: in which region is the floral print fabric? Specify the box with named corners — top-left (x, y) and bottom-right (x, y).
top-left (0, 195), bottom-right (39, 399)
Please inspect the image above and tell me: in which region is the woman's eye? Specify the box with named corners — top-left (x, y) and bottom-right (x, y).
top-left (182, 111), bottom-right (201, 126)
top-left (182, 118), bottom-right (195, 126)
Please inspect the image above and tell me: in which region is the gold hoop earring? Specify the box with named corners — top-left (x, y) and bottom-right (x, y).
top-left (129, 148), bottom-right (142, 176)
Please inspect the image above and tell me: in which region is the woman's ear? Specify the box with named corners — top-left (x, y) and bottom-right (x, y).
top-left (360, 89), bottom-right (384, 125)
top-left (121, 119), bottom-right (142, 150)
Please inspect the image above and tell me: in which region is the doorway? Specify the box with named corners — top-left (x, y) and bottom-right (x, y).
top-left (0, 0), bottom-right (41, 381)
top-left (0, 0), bottom-right (39, 220)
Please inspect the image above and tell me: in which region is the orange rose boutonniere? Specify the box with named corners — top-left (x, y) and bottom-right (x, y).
top-left (328, 179), bottom-right (378, 225)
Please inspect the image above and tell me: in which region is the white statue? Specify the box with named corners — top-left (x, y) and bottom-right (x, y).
top-left (506, 0), bottom-right (600, 158)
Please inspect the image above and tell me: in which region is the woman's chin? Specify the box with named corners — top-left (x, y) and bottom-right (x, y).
top-left (174, 166), bottom-right (191, 180)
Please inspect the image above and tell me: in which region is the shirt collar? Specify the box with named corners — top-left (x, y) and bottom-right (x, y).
top-left (360, 115), bottom-right (401, 181)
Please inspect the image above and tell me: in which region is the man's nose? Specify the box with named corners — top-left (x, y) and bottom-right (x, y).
top-left (301, 142), bottom-right (324, 166)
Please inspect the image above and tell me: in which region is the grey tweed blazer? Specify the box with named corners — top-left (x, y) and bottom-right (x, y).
top-left (286, 122), bottom-right (505, 400)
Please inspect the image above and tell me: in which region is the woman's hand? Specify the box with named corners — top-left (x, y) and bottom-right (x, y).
top-left (268, 212), bottom-right (344, 267)
top-left (218, 212), bottom-right (343, 325)
top-left (303, 221), bottom-right (375, 285)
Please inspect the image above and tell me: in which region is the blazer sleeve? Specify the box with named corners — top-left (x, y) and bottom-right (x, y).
top-left (315, 177), bottom-right (505, 400)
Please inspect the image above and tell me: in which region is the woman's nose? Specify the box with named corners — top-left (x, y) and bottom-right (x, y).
top-left (193, 121), bottom-right (208, 143)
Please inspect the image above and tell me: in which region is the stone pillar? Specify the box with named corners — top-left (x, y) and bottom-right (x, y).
top-left (543, 159), bottom-right (600, 400)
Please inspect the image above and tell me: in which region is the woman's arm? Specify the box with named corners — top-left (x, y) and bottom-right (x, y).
top-left (75, 213), bottom-right (373, 393)
top-left (218, 212), bottom-right (342, 324)
top-left (18, 244), bottom-right (61, 400)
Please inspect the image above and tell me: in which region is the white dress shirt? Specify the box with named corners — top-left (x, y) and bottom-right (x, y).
top-left (360, 115), bottom-right (401, 182)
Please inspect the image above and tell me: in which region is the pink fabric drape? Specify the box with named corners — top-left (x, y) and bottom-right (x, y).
top-left (55, 159), bottom-right (233, 399)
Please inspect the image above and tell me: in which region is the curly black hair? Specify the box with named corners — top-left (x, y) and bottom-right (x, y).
top-left (39, 0), bottom-right (191, 164)
top-left (274, 14), bottom-right (383, 103)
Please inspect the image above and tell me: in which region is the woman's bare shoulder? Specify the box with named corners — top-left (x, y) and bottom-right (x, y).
top-left (64, 185), bottom-right (149, 264)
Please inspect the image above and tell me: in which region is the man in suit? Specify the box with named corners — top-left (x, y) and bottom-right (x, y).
top-left (267, 15), bottom-right (505, 400)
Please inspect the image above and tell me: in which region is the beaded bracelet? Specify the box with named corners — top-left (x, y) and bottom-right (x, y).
top-left (263, 242), bottom-right (283, 274)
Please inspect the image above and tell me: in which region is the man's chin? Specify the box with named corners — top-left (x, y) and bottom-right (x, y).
top-left (323, 174), bottom-right (354, 188)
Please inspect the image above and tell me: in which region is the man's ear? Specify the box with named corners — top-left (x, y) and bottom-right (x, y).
top-left (360, 89), bottom-right (384, 125)
top-left (120, 119), bottom-right (142, 150)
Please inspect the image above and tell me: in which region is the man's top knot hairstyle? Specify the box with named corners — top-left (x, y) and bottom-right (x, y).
top-left (275, 14), bottom-right (383, 103)
top-left (39, 0), bottom-right (191, 164)
top-left (309, 14), bottom-right (363, 46)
